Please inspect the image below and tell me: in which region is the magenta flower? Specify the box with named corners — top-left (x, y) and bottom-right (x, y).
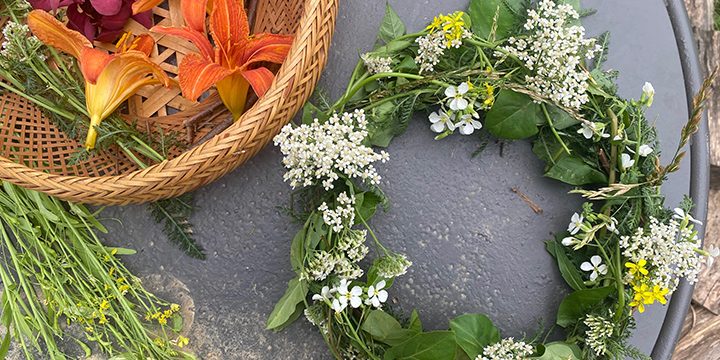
top-left (29, 0), bottom-right (153, 42)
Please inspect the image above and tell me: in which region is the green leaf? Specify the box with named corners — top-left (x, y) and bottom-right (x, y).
top-left (532, 342), bottom-right (582, 359)
top-left (150, 194), bottom-right (205, 259)
top-left (0, 332), bottom-right (10, 359)
top-left (544, 105), bottom-right (579, 130)
top-left (485, 90), bottom-right (541, 139)
top-left (408, 310), bottom-right (423, 332)
top-left (468, 0), bottom-right (524, 40)
top-left (384, 331), bottom-right (457, 360)
top-left (355, 191), bottom-right (383, 221)
top-left (368, 94), bottom-right (419, 147)
top-left (544, 156), bottom-right (607, 186)
top-left (290, 221), bottom-right (309, 272)
top-left (556, 287), bottom-right (613, 327)
top-left (266, 277), bottom-right (308, 330)
top-left (362, 310), bottom-right (419, 346)
top-left (374, 39), bottom-right (413, 55)
top-left (378, 3), bottom-right (406, 43)
top-left (302, 102), bottom-right (330, 124)
top-left (545, 239), bottom-right (585, 291)
top-left (449, 314), bottom-right (500, 358)
top-left (72, 338), bottom-right (93, 357)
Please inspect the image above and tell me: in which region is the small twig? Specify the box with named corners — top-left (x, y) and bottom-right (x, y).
top-left (511, 187), bottom-right (543, 214)
top-left (191, 115), bottom-right (234, 148)
top-left (184, 100), bottom-right (226, 143)
top-left (598, 148), bottom-right (610, 174)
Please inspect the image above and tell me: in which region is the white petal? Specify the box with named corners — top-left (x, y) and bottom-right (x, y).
top-left (367, 286), bottom-right (376, 297)
top-left (429, 112), bottom-right (441, 123)
top-left (376, 280), bottom-right (386, 290)
top-left (449, 99), bottom-right (460, 111)
top-left (377, 290), bottom-right (388, 303)
top-left (471, 120), bottom-right (483, 129)
top-left (580, 262), bottom-right (594, 271)
top-left (591, 255), bottom-right (603, 266)
top-left (589, 271), bottom-right (598, 281)
top-left (445, 86), bottom-right (457, 98)
top-left (458, 82), bottom-right (470, 94)
top-left (597, 264), bottom-right (608, 275)
top-left (639, 144), bottom-right (653, 157)
top-left (431, 121), bottom-right (446, 133)
top-left (456, 98), bottom-right (469, 110)
top-left (350, 296), bottom-right (362, 308)
top-left (561, 237), bottom-right (575, 246)
top-left (459, 123), bottom-right (474, 135)
top-left (312, 294), bottom-right (322, 301)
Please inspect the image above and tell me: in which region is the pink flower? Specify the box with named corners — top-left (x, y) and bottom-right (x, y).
top-left (29, 0), bottom-right (153, 42)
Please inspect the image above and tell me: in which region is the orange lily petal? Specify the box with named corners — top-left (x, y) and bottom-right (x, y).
top-left (84, 52), bottom-right (171, 149)
top-left (132, 0), bottom-right (163, 14)
top-left (130, 34), bottom-right (156, 56)
top-left (241, 67), bottom-right (275, 97)
top-left (27, 10), bottom-right (92, 59)
top-left (182, 0), bottom-right (209, 34)
top-left (79, 48), bottom-right (114, 85)
top-left (216, 72), bottom-right (249, 120)
top-left (178, 53), bottom-right (232, 101)
top-left (231, 34), bottom-right (293, 67)
top-left (210, 0), bottom-right (248, 54)
top-left (151, 26), bottom-right (214, 60)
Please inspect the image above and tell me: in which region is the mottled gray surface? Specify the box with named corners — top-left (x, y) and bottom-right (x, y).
top-left (101, 0), bottom-right (693, 359)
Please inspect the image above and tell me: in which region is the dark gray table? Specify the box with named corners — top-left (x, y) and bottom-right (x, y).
top-left (102, 1), bottom-right (708, 359)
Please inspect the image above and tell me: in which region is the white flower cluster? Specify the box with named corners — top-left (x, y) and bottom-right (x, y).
top-left (311, 279), bottom-right (389, 314)
top-left (361, 53), bottom-right (393, 75)
top-left (0, 21), bottom-right (45, 69)
top-left (318, 192), bottom-right (356, 233)
top-left (374, 253), bottom-right (412, 278)
top-left (476, 338), bottom-right (534, 360)
top-left (497, 0), bottom-right (600, 110)
top-left (619, 210), bottom-right (704, 292)
top-left (415, 13), bottom-right (472, 73)
top-left (274, 110), bottom-right (389, 191)
top-left (584, 314), bottom-right (614, 356)
top-left (305, 229), bottom-right (369, 281)
top-left (415, 31), bottom-right (448, 74)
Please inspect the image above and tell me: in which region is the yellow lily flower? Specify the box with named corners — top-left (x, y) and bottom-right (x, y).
top-left (28, 10), bottom-right (172, 150)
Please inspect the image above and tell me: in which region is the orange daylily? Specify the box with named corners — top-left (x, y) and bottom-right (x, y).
top-left (27, 10), bottom-right (171, 150)
top-left (131, 0), bottom-right (163, 14)
top-left (148, 0), bottom-right (294, 120)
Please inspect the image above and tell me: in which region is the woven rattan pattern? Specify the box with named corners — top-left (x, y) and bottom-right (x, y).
top-left (0, 0), bottom-right (337, 205)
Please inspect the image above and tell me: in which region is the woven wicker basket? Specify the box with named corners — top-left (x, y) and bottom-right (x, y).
top-left (0, 0), bottom-right (337, 205)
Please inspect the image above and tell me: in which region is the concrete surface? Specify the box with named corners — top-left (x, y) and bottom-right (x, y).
top-left (100, 0), bottom-right (696, 359)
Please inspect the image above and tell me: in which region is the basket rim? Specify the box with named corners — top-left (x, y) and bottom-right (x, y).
top-left (0, 0), bottom-right (338, 205)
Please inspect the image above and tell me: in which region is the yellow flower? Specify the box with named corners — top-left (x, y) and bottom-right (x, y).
top-left (99, 300), bottom-right (110, 311)
top-left (158, 317), bottom-right (168, 325)
top-left (119, 284), bottom-right (130, 293)
top-left (483, 83), bottom-right (495, 108)
top-left (108, 267), bottom-right (116, 277)
top-left (652, 285), bottom-right (669, 305)
top-left (163, 309), bottom-right (173, 318)
top-left (625, 260), bottom-right (649, 277)
top-left (629, 298), bottom-right (646, 313)
top-left (426, 16), bottom-right (443, 32)
top-left (170, 303), bottom-right (180, 312)
top-left (177, 336), bottom-right (189, 348)
top-left (153, 338), bottom-right (165, 347)
top-left (98, 313), bottom-right (108, 325)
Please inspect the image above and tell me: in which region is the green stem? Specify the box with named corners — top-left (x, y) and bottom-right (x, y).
top-left (541, 104), bottom-right (570, 154)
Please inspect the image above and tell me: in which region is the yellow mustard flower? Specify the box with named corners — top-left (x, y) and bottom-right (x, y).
top-left (652, 285), bottom-right (669, 305)
top-left (625, 259), bottom-right (649, 277)
top-left (170, 303), bottom-right (180, 312)
top-left (483, 83), bottom-right (495, 108)
top-left (177, 336), bottom-right (189, 348)
top-left (426, 16), bottom-right (443, 32)
top-left (158, 317), bottom-right (168, 325)
top-left (629, 298), bottom-right (646, 313)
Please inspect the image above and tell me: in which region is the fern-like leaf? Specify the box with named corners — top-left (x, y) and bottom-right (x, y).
top-left (149, 194), bottom-right (206, 259)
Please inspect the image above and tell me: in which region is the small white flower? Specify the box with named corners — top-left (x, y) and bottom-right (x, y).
top-left (445, 83), bottom-right (470, 111)
top-left (706, 245), bottom-right (720, 267)
top-left (562, 236), bottom-right (577, 247)
top-left (568, 213), bottom-right (584, 235)
top-left (578, 122), bottom-right (595, 139)
top-left (457, 113), bottom-right (482, 135)
top-left (312, 286), bottom-right (332, 302)
top-left (638, 144), bottom-right (653, 157)
top-left (642, 82), bottom-right (655, 106)
top-left (581, 255), bottom-right (607, 281)
top-left (429, 110), bottom-right (456, 133)
top-left (673, 208), bottom-right (702, 225)
top-left (606, 217), bottom-right (619, 234)
top-left (621, 153), bottom-right (635, 169)
top-left (366, 280), bottom-right (389, 308)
